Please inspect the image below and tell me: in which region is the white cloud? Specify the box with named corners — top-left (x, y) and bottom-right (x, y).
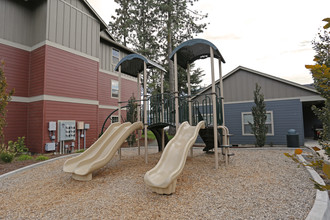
top-left (88, 0), bottom-right (330, 85)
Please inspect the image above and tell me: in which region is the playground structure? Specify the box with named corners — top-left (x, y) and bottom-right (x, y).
top-left (63, 39), bottom-right (233, 191)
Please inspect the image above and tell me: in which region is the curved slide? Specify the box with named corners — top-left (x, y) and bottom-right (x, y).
top-left (144, 121), bottom-right (205, 194)
top-left (63, 122), bottom-right (143, 181)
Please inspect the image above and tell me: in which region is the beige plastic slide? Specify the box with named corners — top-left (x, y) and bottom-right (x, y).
top-left (144, 121), bottom-right (205, 194)
top-left (63, 122), bottom-right (143, 181)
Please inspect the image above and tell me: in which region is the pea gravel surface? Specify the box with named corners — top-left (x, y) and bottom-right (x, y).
top-left (0, 147), bottom-right (315, 219)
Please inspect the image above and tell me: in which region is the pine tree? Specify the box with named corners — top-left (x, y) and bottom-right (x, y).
top-left (109, 0), bottom-right (208, 95)
top-left (0, 60), bottom-right (14, 145)
top-left (250, 83), bottom-right (267, 147)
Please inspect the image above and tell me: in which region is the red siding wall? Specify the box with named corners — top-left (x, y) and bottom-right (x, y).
top-left (0, 43), bottom-right (29, 97)
top-left (121, 77), bottom-right (139, 102)
top-left (27, 101), bottom-right (44, 153)
top-left (45, 45), bottom-right (98, 100)
top-left (2, 43), bottom-right (138, 153)
top-left (4, 102), bottom-right (28, 144)
top-left (29, 46), bottom-right (45, 96)
top-left (44, 101), bottom-right (98, 152)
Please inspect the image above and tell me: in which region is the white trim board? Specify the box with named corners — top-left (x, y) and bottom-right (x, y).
top-left (11, 95), bottom-right (99, 106)
top-left (224, 96), bottom-right (325, 105)
top-left (99, 69), bottom-right (138, 82)
top-left (11, 95), bottom-right (128, 110)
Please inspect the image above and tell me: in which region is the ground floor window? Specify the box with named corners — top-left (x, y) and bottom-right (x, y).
top-left (111, 116), bottom-right (119, 123)
top-left (241, 111), bottom-right (274, 135)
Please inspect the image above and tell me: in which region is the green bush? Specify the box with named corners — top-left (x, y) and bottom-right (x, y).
top-left (35, 155), bottom-right (49, 161)
top-left (8, 137), bottom-right (28, 154)
top-left (0, 151), bottom-right (15, 163)
top-left (16, 154), bottom-right (33, 161)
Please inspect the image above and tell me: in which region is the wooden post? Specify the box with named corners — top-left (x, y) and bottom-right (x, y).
top-left (210, 47), bottom-right (218, 169)
top-left (187, 64), bottom-right (193, 157)
top-left (144, 62), bottom-right (148, 164)
top-left (174, 53), bottom-right (179, 130)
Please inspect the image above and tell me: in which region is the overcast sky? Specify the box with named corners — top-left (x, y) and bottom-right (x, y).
top-left (88, 0), bottom-right (330, 86)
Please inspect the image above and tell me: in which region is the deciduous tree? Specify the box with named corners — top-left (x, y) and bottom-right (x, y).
top-left (0, 61), bottom-right (14, 144)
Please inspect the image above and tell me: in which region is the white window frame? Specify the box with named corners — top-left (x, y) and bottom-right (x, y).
top-left (111, 115), bottom-right (119, 123)
top-left (111, 80), bottom-right (119, 98)
top-left (241, 111), bottom-right (274, 136)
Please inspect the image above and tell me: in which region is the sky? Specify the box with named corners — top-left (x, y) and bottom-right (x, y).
top-left (88, 0), bottom-right (330, 86)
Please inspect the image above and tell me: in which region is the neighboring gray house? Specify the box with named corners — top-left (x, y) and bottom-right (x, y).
top-left (193, 66), bottom-right (324, 146)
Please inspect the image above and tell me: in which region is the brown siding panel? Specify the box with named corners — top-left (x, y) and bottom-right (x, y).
top-left (27, 101), bottom-right (44, 153)
top-left (0, 43), bottom-right (29, 97)
top-left (4, 102), bottom-right (28, 145)
top-left (44, 101), bottom-right (98, 151)
top-left (29, 46), bottom-right (46, 97)
top-left (45, 45), bottom-right (98, 100)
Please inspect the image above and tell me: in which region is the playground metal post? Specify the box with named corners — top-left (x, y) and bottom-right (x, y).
top-left (187, 64), bottom-right (193, 157)
top-left (174, 53), bottom-right (179, 130)
top-left (137, 73), bottom-right (141, 155)
top-left (218, 60), bottom-right (225, 126)
top-left (161, 72), bottom-right (165, 151)
top-left (210, 47), bottom-right (219, 169)
top-left (144, 62), bottom-right (148, 164)
top-left (118, 65), bottom-right (122, 160)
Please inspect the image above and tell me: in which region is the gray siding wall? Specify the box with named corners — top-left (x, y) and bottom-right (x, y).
top-left (224, 99), bottom-right (304, 146)
top-left (0, 0), bottom-right (46, 46)
top-left (194, 69), bottom-right (318, 104)
top-left (100, 41), bottom-right (127, 72)
top-left (223, 69), bottom-right (317, 102)
top-left (47, 0), bottom-right (99, 57)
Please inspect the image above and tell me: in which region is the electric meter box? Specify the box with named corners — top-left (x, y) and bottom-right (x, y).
top-left (58, 120), bottom-right (76, 141)
top-left (77, 121), bottom-right (84, 130)
top-left (84, 123), bottom-right (90, 129)
top-left (48, 121), bottom-right (56, 131)
top-left (45, 142), bottom-right (56, 151)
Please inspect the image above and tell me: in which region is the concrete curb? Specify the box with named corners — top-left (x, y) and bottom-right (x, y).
top-left (298, 154), bottom-right (330, 220)
top-left (0, 154), bottom-right (75, 180)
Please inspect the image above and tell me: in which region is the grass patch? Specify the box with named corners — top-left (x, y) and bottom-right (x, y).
top-left (75, 149), bottom-right (85, 153)
top-left (35, 155), bottom-right (49, 161)
top-left (16, 154), bottom-right (33, 161)
top-left (142, 130), bottom-right (156, 140)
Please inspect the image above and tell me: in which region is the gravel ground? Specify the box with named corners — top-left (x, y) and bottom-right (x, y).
top-left (0, 147), bottom-right (315, 219)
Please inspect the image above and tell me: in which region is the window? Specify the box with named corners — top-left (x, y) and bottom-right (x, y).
top-left (242, 111), bottom-right (274, 136)
top-left (111, 116), bottom-right (119, 123)
top-left (112, 48), bottom-right (120, 66)
top-left (111, 80), bottom-right (119, 98)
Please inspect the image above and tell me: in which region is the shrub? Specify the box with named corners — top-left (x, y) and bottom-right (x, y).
top-left (16, 154), bottom-right (33, 161)
top-left (35, 155), bottom-right (49, 161)
top-left (8, 137), bottom-right (28, 154)
top-left (0, 151), bottom-right (15, 163)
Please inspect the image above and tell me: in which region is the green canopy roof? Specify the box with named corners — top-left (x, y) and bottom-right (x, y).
top-left (115, 54), bottom-right (166, 77)
top-left (169, 38), bottom-right (225, 69)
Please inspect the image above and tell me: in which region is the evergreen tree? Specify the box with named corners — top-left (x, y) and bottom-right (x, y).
top-left (109, 0), bottom-right (208, 95)
top-left (126, 95), bottom-right (138, 147)
top-left (0, 60), bottom-right (14, 144)
top-left (250, 83), bottom-right (267, 147)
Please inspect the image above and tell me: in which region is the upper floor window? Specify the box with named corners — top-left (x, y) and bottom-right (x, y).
top-left (111, 80), bottom-right (119, 98)
top-left (241, 111), bottom-right (274, 136)
top-left (112, 48), bottom-right (120, 66)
